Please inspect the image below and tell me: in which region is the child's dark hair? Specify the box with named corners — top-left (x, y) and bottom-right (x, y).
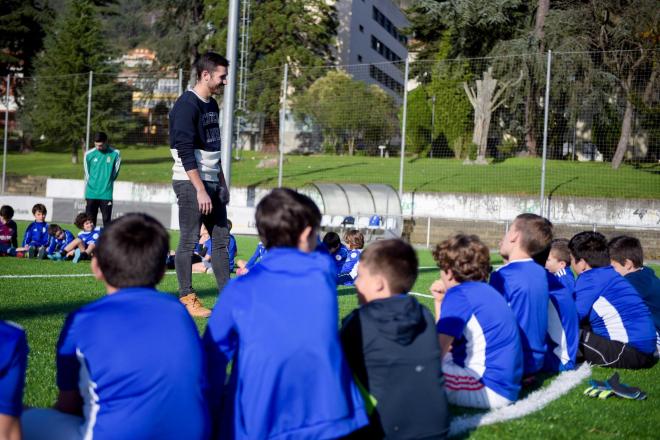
top-left (195, 51), bottom-right (229, 80)
top-left (255, 188), bottom-right (321, 249)
top-left (322, 232), bottom-right (341, 250)
top-left (608, 235), bottom-right (643, 268)
top-left (48, 224), bottom-right (63, 236)
top-left (433, 234), bottom-right (491, 283)
top-left (550, 239), bottom-right (571, 265)
top-left (513, 213), bottom-right (553, 256)
top-left (0, 205), bottom-right (13, 220)
top-left (344, 229), bottom-right (364, 249)
top-left (568, 231), bottom-right (610, 268)
top-left (95, 213), bottom-right (169, 288)
top-left (32, 203), bottom-right (47, 216)
top-left (74, 212), bottom-right (94, 229)
top-left (361, 239), bottom-right (418, 294)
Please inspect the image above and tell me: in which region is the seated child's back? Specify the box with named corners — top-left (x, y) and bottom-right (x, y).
top-left (21, 214), bottom-right (209, 440)
top-left (341, 239), bottom-right (449, 439)
top-left (434, 235), bottom-right (523, 409)
top-left (204, 188), bottom-right (367, 440)
top-left (489, 213), bottom-right (552, 375)
top-left (570, 232), bottom-right (656, 369)
top-left (338, 229), bottom-right (364, 286)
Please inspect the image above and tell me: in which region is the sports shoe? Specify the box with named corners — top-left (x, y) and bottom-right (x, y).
top-left (28, 246), bottom-right (38, 258)
top-left (179, 293), bottom-right (212, 318)
top-left (72, 248), bottom-right (82, 264)
top-left (37, 246), bottom-right (47, 259)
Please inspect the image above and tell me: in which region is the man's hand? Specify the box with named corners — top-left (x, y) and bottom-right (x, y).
top-left (197, 188), bottom-right (213, 215)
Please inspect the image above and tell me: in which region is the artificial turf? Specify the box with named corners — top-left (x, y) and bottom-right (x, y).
top-left (1, 221), bottom-right (659, 438)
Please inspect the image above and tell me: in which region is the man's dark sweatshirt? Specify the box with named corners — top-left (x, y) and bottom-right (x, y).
top-left (341, 295), bottom-right (450, 439)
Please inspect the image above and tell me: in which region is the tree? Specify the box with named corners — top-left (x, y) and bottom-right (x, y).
top-left (463, 67), bottom-right (523, 163)
top-left (294, 70), bottom-right (398, 156)
top-left (0, 0), bottom-right (52, 76)
top-left (22, 0), bottom-right (132, 162)
top-left (146, 0), bottom-right (206, 79)
top-left (204, 0), bottom-right (338, 151)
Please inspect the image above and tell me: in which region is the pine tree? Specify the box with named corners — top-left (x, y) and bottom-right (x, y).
top-left (22, 0), bottom-right (132, 162)
top-left (0, 0), bottom-right (51, 76)
top-left (204, 0), bottom-right (338, 151)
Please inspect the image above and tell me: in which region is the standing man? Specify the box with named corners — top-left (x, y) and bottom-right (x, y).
top-left (169, 52), bottom-right (231, 318)
top-left (84, 131), bottom-right (121, 226)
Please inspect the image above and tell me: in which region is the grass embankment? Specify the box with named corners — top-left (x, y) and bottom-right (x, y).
top-left (1, 221), bottom-right (659, 438)
top-left (3, 146), bottom-right (659, 198)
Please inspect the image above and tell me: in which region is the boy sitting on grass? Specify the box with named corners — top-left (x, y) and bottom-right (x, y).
top-left (21, 213), bottom-right (210, 440)
top-left (203, 188), bottom-right (368, 440)
top-left (545, 238), bottom-right (575, 293)
top-left (338, 229), bottom-right (364, 285)
top-left (434, 234), bottom-right (523, 409)
top-left (608, 235), bottom-right (660, 354)
top-left (489, 213), bottom-right (552, 377)
top-left (340, 239), bottom-right (449, 439)
top-left (322, 231), bottom-right (349, 274)
top-left (64, 213), bottom-right (102, 263)
top-left (16, 203), bottom-right (49, 258)
top-left (570, 231), bottom-right (656, 369)
top-left (43, 224), bottom-right (75, 260)
top-left (0, 205), bottom-right (18, 249)
top-left (0, 320), bottom-right (28, 440)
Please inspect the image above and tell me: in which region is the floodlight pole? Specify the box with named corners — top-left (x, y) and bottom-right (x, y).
top-left (221, 0), bottom-right (240, 190)
top-left (398, 57), bottom-right (410, 198)
top-left (85, 71), bottom-right (93, 153)
top-left (539, 50), bottom-right (552, 218)
top-left (278, 63), bottom-right (288, 188)
top-left (2, 74), bottom-right (9, 194)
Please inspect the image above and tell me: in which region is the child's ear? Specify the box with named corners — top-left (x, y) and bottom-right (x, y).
top-left (91, 257), bottom-right (106, 282)
top-left (624, 259), bottom-right (636, 271)
top-left (297, 226), bottom-right (315, 252)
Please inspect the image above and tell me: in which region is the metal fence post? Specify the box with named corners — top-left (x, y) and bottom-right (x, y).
top-left (2, 74), bottom-right (9, 194)
top-left (399, 57), bottom-right (410, 199)
top-left (221, 0), bottom-right (240, 190)
top-left (85, 70), bottom-right (93, 152)
top-left (278, 63), bottom-right (288, 188)
top-left (178, 68), bottom-right (183, 95)
top-left (539, 50), bottom-right (552, 217)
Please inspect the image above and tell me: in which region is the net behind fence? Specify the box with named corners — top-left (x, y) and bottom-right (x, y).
top-left (2, 51), bottom-right (658, 226)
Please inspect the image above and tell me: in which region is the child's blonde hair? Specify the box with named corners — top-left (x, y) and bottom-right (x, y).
top-left (343, 229), bottom-right (364, 249)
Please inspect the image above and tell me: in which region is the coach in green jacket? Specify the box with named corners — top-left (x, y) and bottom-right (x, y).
top-left (84, 131), bottom-right (121, 226)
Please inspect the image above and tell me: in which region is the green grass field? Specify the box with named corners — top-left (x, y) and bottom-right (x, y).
top-left (1, 221), bottom-right (659, 438)
top-left (4, 146), bottom-right (659, 198)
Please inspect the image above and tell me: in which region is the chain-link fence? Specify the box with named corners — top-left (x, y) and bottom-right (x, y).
top-left (2, 50), bottom-right (659, 225)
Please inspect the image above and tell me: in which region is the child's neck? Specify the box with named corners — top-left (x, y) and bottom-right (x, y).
top-left (507, 249), bottom-right (531, 262)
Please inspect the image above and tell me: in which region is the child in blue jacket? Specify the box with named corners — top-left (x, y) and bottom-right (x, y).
top-left (203, 188), bottom-right (368, 439)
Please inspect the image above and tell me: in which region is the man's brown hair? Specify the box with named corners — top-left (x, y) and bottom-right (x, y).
top-left (360, 239), bottom-right (418, 294)
top-left (344, 229), bottom-right (364, 249)
top-left (433, 234), bottom-right (491, 283)
top-left (608, 235), bottom-right (643, 268)
top-left (513, 213), bottom-right (553, 256)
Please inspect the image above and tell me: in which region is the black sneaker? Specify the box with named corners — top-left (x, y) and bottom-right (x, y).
top-left (28, 246), bottom-right (38, 258)
top-left (37, 246), bottom-right (47, 259)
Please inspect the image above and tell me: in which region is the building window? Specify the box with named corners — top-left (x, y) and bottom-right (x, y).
top-left (357, 55), bottom-right (363, 62)
top-left (369, 64), bottom-right (403, 95)
top-left (370, 34), bottom-right (403, 70)
top-left (359, 24), bottom-right (364, 33)
top-left (372, 6), bottom-right (408, 46)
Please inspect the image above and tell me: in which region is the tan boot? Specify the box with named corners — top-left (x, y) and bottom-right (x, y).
top-left (179, 292), bottom-right (212, 318)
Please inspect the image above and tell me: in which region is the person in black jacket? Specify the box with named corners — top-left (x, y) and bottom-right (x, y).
top-left (340, 239), bottom-right (450, 439)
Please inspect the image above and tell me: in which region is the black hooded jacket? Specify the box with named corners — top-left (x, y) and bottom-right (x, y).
top-left (341, 295), bottom-right (450, 439)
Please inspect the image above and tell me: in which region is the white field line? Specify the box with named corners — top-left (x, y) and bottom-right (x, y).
top-left (409, 291), bottom-right (434, 299)
top-left (0, 271), bottom-right (179, 280)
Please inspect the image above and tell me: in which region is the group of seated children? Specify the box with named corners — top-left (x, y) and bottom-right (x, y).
top-left (0, 205), bottom-right (101, 263)
top-left (2, 190), bottom-right (658, 439)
